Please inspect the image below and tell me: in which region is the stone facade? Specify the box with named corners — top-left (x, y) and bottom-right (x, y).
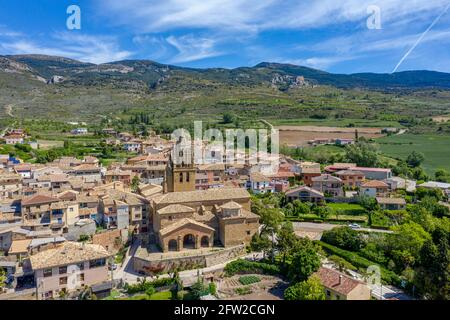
top-left (133, 245), bottom-right (245, 276)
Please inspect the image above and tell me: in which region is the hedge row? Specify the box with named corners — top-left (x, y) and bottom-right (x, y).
top-left (125, 277), bottom-right (175, 294)
top-left (317, 241), bottom-right (402, 286)
top-left (224, 259), bottom-right (281, 276)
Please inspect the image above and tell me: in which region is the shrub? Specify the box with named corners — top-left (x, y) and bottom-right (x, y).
top-left (224, 259), bottom-right (280, 276)
top-left (145, 286), bottom-right (156, 297)
top-left (321, 226), bottom-right (363, 251)
top-left (125, 277), bottom-right (175, 294)
top-left (318, 241), bottom-right (402, 286)
top-left (328, 255), bottom-right (357, 271)
top-left (208, 282), bottom-right (217, 295)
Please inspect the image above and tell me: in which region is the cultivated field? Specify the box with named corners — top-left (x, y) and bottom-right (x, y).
top-left (377, 133), bottom-right (450, 174)
top-left (276, 125), bottom-right (385, 147)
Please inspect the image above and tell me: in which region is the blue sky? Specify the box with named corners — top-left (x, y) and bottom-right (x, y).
top-left (1, 0), bottom-right (450, 73)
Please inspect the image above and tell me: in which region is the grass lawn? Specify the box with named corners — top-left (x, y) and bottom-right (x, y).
top-left (327, 203), bottom-right (367, 215)
top-left (377, 133), bottom-right (450, 175)
top-left (119, 291), bottom-right (173, 300)
top-left (103, 290), bottom-right (121, 300)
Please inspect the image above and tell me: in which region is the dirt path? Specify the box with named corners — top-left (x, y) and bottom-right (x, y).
top-left (5, 104), bottom-right (13, 117)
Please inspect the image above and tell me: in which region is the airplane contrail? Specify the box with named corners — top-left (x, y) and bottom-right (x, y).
top-left (392, 3), bottom-right (450, 73)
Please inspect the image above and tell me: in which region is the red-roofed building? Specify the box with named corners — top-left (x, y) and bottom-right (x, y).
top-left (314, 267), bottom-right (371, 300)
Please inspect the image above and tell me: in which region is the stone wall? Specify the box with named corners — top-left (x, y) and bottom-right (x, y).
top-left (133, 245), bottom-right (245, 276)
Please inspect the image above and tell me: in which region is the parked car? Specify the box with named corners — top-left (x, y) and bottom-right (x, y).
top-left (108, 263), bottom-right (118, 271)
top-left (348, 223), bottom-right (361, 229)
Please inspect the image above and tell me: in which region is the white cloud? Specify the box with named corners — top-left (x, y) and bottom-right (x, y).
top-left (0, 32), bottom-right (132, 64)
top-left (278, 56), bottom-right (356, 70)
top-left (166, 35), bottom-right (222, 63)
top-left (97, 0), bottom-right (449, 32)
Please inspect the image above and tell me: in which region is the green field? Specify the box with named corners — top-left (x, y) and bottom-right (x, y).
top-left (326, 203), bottom-right (367, 215)
top-left (271, 118), bottom-right (403, 128)
top-left (377, 134), bottom-right (450, 174)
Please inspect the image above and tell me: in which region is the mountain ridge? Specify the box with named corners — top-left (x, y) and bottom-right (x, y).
top-left (2, 54), bottom-right (450, 90)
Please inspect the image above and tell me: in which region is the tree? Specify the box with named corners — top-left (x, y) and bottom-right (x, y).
top-left (435, 169), bottom-right (450, 183)
top-left (292, 200), bottom-right (311, 215)
top-left (276, 222), bottom-right (297, 266)
top-left (0, 268), bottom-right (6, 291)
top-left (321, 226), bottom-right (363, 251)
top-left (222, 112), bottom-right (234, 124)
top-left (345, 142), bottom-right (379, 167)
top-left (250, 233), bottom-right (271, 259)
top-left (254, 207), bottom-right (284, 262)
top-left (288, 239), bottom-right (321, 282)
top-left (284, 275), bottom-right (326, 300)
top-left (131, 176), bottom-right (140, 193)
top-left (190, 277), bottom-right (209, 300)
top-left (406, 151), bottom-right (425, 168)
top-left (313, 206), bottom-right (332, 219)
top-left (390, 222), bottom-right (431, 269)
top-left (414, 226), bottom-right (449, 299)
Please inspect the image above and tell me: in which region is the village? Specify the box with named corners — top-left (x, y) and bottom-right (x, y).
top-left (0, 126), bottom-right (448, 301)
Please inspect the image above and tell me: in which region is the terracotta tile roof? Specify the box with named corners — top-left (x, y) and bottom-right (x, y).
top-left (249, 172), bottom-right (270, 182)
top-left (302, 167), bottom-right (321, 174)
top-left (352, 167), bottom-right (391, 173)
top-left (315, 267), bottom-right (366, 295)
top-left (335, 170), bottom-right (365, 176)
top-left (29, 241), bottom-right (111, 270)
top-left (285, 186), bottom-right (324, 197)
top-left (159, 218), bottom-right (214, 236)
top-left (22, 194), bottom-right (59, 206)
top-left (220, 201), bottom-right (242, 210)
top-left (157, 204), bottom-right (195, 215)
top-left (9, 239), bottom-right (31, 254)
top-left (72, 164), bottom-right (101, 171)
top-left (153, 188), bottom-right (250, 205)
top-left (197, 163), bottom-right (225, 171)
top-left (361, 180), bottom-right (389, 188)
top-left (312, 174), bottom-right (342, 182)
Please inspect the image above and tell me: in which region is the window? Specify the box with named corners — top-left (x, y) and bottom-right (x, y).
top-left (186, 172), bottom-right (190, 182)
top-left (89, 258), bottom-right (106, 268)
top-left (59, 277), bottom-right (67, 285)
top-left (326, 290), bottom-right (331, 297)
top-left (179, 172), bottom-right (183, 183)
top-left (59, 266), bottom-right (67, 274)
top-left (246, 230), bottom-right (251, 235)
top-left (43, 268), bottom-right (53, 277)
top-left (77, 273), bottom-right (85, 282)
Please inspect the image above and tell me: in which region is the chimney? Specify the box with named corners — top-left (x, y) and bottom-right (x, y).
top-left (338, 275), bottom-right (343, 285)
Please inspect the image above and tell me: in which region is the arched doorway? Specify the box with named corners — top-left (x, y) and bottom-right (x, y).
top-left (183, 234), bottom-right (195, 249)
top-left (168, 239), bottom-right (178, 251)
top-left (201, 236), bottom-right (209, 248)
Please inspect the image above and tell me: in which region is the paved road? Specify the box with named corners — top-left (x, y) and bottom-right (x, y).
top-left (293, 222), bottom-right (393, 234)
top-left (345, 270), bottom-right (412, 300)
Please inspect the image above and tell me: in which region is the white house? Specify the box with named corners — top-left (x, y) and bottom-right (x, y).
top-left (247, 172), bottom-right (273, 194)
top-left (4, 135), bottom-right (24, 145)
top-left (71, 128), bottom-right (88, 135)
